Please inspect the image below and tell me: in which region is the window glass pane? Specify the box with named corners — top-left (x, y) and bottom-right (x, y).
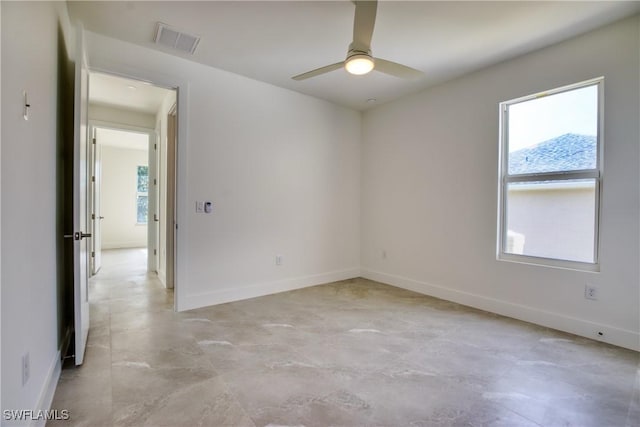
top-left (505, 179), bottom-right (596, 263)
top-left (508, 85), bottom-right (597, 175)
top-left (137, 195), bottom-right (148, 224)
top-left (137, 166), bottom-right (149, 192)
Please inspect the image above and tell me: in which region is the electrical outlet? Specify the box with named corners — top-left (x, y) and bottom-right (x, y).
top-left (585, 284), bottom-right (598, 300)
top-left (22, 353), bottom-right (30, 386)
top-left (275, 255), bottom-right (283, 266)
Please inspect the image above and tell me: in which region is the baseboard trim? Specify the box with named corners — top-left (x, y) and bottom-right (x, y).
top-left (157, 270), bottom-right (167, 288)
top-left (361, 268), bottom-right (640, 352)
top-left (31, 350), bottom-right (62, 427)
top-left (101, 242), bottom-right (146, 250)
top-left (179, 268), bottom-right (360, 311)
top-left (59, 326), bottom-right (72, 362)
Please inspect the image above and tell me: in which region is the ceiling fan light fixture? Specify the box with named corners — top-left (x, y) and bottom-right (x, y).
top-left (345, 54), bottom-right (375, 75)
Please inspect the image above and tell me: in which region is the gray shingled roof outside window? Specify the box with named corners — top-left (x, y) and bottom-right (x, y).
top-left (509, 133), bottom-right (596, 175)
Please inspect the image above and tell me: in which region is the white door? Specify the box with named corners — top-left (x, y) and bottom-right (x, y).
top-left (72, 25), bottom-right (90, 366)
top-left (92, 134), bottom-right (103, 274)
top-left (149, 132), bottom-right (159, 273)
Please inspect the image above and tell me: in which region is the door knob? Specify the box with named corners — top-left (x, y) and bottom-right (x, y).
top-left (63, 232), bottom-right (91, 240)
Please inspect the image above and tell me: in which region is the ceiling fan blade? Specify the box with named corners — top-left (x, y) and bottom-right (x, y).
top-left (374, 57), bottom-right (423, 79)
top-left (292, 61), bottom-right (345, 81)
top-left (352, 0), bottom-right (378, 51)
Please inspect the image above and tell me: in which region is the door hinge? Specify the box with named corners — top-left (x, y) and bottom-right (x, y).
top-left (154, 178), bottom-right (157, 185)
top-left (154, 143), bottom-right (157, 150)
top-left (91, 213), bottom-right (95, 220)
top-left (92, 138), bottom-right (96, 145)
top-left (91, 251), bottom-right (95, 258)
top-left (154, 249), bottom-right (157, 255)
top-left (91, 176), bottom-right (95, 182)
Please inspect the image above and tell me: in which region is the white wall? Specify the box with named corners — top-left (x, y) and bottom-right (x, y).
top-left (0, 1), bottom-right (3, 413)
top-left (101, 145), bottom-right (148, 249)
top-left (89, 103), bottom-right (155, 129)
top-left (85, 31), bottom-right (362, 310)
top-left (361, 16), bottom-right (640, 350)
top-left (1, 0), bottom-right (72, 421)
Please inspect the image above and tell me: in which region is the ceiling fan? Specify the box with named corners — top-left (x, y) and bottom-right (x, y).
top-left (292, 0), bottom-right (423, 81)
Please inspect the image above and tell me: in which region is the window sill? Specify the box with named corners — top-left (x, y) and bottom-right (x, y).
top-left (497, 252), bottom-right (600, 273)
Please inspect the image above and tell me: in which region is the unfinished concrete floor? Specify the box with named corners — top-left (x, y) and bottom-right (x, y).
top-left (49, 249), bottom-right (639, 426)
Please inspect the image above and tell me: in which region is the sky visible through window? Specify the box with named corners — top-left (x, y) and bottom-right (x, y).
top-left (508, 84), bottom-right (598, 152)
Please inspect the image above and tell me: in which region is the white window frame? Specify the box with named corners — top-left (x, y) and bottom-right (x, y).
top-left (497, 77), bottom-right (604, 271)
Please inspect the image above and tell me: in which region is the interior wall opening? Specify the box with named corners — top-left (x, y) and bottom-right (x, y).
top-left (89, 126), bottom-right (151, 274)
top-left (86, 71), bottom-right (177, 296)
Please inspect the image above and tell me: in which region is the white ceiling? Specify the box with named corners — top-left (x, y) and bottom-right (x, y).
top-left (90, 72), bottom-right (173, 114)
top-left (96, 127), bottom-right (150, 151)
top-left (69, 1), bottom-right (640, 111)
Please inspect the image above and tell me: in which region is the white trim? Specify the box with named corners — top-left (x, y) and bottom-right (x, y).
top-left (504, 76), bottom-right (605, 105)
top-left (179, 268), bottom-right (360, 311)
top-left (102, 242), bottom-right (146, 250)
top-left (89, 119), bottom-right (154, 135)
top-left (506, 170), bottom-right (599, 183)
top-left (157, 270), bottom-right (167, 287)
top-left (31, 351), bottom-right (62, 427)
top-left (508, 180), bottom-right (595, 192)
top-left (361, 268), bottom-right (640, 352)
top-left (497, 252), bottom-right (600, 273)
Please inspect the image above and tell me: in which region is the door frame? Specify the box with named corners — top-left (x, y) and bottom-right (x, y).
top-left (164, 104), bottom-right (178, 289)
top-left (84, 62), bottom-right (187, 311)
top-left (88, 125), bottom-right (102, 275)
top-left (88, 121), bottom-right (156, 274)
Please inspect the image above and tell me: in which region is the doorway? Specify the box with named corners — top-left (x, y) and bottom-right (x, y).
top-left (67, 38), bottom-right (182, 365)
top-left (87, 71), bottom-right (177, 290)
top-left (89, 125), bottom-right (153, 275)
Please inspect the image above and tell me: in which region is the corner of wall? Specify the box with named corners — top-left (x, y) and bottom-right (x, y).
top-left (178, 268), bottom-right (361, 312)
top-left (358, 16), bottom-right (640, 352)
top-left (55, 0), bottom-right (74, 62)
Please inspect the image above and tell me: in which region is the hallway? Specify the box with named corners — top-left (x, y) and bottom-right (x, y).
top-left (50, 248), bottom-right (176, 426)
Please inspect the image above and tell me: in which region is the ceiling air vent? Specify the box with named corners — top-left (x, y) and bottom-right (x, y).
top-left (154, 23), bottom-right (200, 54)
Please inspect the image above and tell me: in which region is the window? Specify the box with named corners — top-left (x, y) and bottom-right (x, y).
top-left (136, 165), bottom-right (149, 224)
top-left (498, 78), bottom-right (602, 270)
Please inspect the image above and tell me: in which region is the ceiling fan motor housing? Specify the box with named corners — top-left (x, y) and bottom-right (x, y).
top-left (345, 49), bottom-right (375, 75)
